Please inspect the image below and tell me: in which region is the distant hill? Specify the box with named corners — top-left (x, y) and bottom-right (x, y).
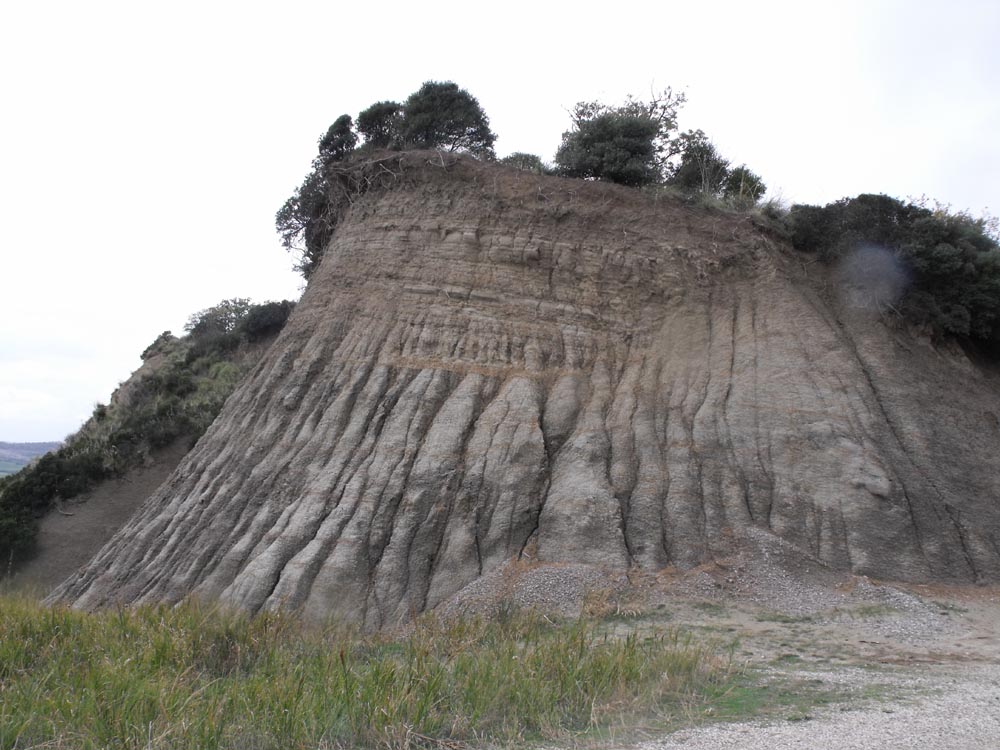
top-left (0, 443), bottom-right (60, 476)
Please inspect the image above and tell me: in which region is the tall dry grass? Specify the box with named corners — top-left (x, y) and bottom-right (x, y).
top-left (0, 595), bottom-right (737, 749)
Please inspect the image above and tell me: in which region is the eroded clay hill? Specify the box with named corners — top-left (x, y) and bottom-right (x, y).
top-left (50, 153), bottom-right (1000, 626)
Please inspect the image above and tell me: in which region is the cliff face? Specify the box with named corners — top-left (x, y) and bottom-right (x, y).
top-left (50, 154), bottom-right (1000, 626)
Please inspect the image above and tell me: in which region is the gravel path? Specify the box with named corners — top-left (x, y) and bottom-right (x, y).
top-left (441, 554), bottom-right (1000, 749)
top-left (622, 664), bottom-right (1000, 750)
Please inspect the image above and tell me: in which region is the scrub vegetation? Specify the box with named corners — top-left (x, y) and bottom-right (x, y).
top-left (0, 299), bottom-right (295, 561)
top-left (785, 193), bottom-right (1000, 345)
top-left (275, 82), bottom-right (767, 279)
top-left (277, 80), bottom-right (999, 355)
top-left (0, 596), bottom-right (738, 750)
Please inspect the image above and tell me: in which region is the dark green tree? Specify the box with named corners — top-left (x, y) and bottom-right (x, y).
top-left (670, 131), bottom-right (730, 194)
top-left (277, 86), bottom-right (502, 279)
top-left (357, 101), bottom-right (403, 148)
top-left (318, 114), bottom-right (358, 162)
top-left (275, 167), bottom-right (331, 278)
top-left (401, 81), bottom-right (496, 157)
top-left (185, 298), bottom-right (253, 338)
top-left (238, 300), bottom-right (297, 341)
top-left (555, 113), bottom-right (661, 186)
top-left (667, 132), bottom-right (767, 206)
top-left (276, 113), bottom-right (358, 278)
top-left (788, 194), bottom-right (1000, 340)
top-left (554, 89), bottom-right (686, 187)
top-left (722, 165), bottom-right (767, 204)
top-left (789, 193), bottom-right (924, 261)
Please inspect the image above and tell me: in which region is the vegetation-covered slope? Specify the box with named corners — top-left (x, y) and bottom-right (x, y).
top-left (785, 194), bottom-right (1000, 345)
top-left (0, 300), bottom-right (294, 562)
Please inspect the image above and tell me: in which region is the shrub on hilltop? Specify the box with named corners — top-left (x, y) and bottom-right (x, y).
top-left (270, 79), bottom-right (996, 357)
top-left (239, 299), bottom-right (296, 341)
top-left (554, 89), bottom-right (686, 187)
top-left (318, 114), bottom-right (358, 162)
top-left (788, 194), bottom-right (1000, 342)
top-left (553, 91), bottom-right (767, 203)
top-left (356, 101), bottom-right (403, 149)
top-left (276, 81), bottom-right (497, 279)
top-left (276, 82), bottom-right (770, 280)
top-left (400, 81), bottom-right (496, 158)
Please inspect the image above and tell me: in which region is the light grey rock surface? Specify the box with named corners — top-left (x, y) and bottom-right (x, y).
top-left (49, 153), bottom-right (1000, 626)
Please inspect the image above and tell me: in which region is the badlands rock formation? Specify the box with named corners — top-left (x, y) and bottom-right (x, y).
top-left (50, 153), bottom-right (1000, 626)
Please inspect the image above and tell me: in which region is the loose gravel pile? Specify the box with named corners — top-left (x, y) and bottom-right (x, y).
top-left (439, 560), bottom-right (629, 619)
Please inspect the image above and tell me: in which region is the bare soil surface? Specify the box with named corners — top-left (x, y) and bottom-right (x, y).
top-left (607, 584), bottom-right (1000, 750)
top-left (498, 540), bottom-right (1000, 749)
top-left (4, 440), bottom-right (188, 594)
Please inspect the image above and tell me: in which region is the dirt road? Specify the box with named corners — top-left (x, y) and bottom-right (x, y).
top-left (613, 575), bottom-right (1000, 749)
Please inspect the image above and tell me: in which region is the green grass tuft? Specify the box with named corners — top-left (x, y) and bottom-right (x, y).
top-left (755, 612), bottom-right (816, 624)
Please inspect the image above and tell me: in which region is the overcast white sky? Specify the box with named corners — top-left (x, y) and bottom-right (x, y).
top-left (1, 0), bottom-right (998, 442)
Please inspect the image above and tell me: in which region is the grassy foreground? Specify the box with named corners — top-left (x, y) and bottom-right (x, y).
top-left (0, 596), bottom-right (738, 749)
